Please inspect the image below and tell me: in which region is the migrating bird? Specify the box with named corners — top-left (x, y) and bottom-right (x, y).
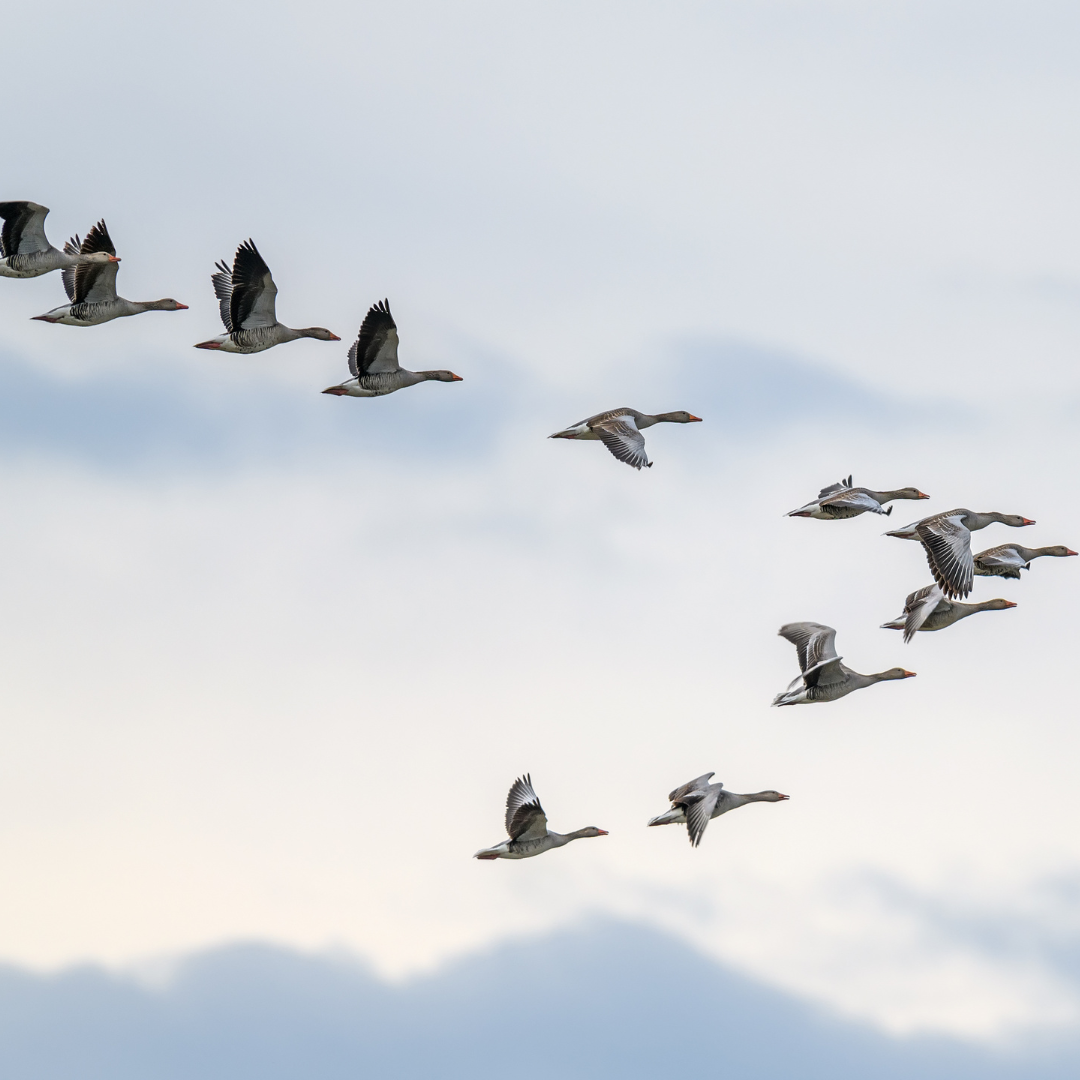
top-left (773, 622), bottom-right (915, 706)
top-left (786, 475), bottom-right (929, 519)
top-left (885, 510), bottom-right (1035, 599)
top-left (881, 583), bottom-right (1016, 643)
top-left (549, 408), bottom-right (701, 470)
top-left (322, 299), bottom-right (462, 397)
top-left (195, 239), bottom-right (339, 353)
top-left (31, 221), bottom-right (187, 325)
top-left (647, 772), bottom-right (788, 847)
top-left (473, 774), bottom-right (608, 860)
top-left (0, 201), bottom-right (104, 279)
top-left (973, 543), bottom-right (1077, 579)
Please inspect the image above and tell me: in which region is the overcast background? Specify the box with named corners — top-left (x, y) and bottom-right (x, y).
top-left (3, 1), bottom-right (1080, 1074)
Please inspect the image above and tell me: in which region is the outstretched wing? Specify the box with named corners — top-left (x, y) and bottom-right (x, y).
top-left (0, 201), bottom-right (49, 257)
top-left (350, 299), bottom-right (400, 376)
top-left (820, 489), bottom-right (882, 513)
top-left (668, 772), bottom-right (716, 803)
top-left (973, 545), bottom-right (1026, 575)
top-left (594, 419), bottom-right (650, 469)
top-left (902, 583), bottom-right (943, 643)
top-left (231, 240), bottom-right (277, 330)
top-left (505, 774), bottom-right (548, 841)
top-left (211, 259), bottom-right (234, 332)
top-left (817, 475), bottom-right (853, 499)
top-left (61, 235), bottom-right (80, 301)
top-left (73, 220), bottom-right (118, 304)
top-left (778, 622), bottom-right (837, 674)
top-left (917, 515), bottom-right (973, 599)
top-left (685, 786), bottom-right (722, 847)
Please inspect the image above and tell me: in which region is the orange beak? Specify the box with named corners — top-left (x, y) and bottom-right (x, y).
top-left (688, 414), bottom-right (703, 422)
top-left (109, 255), bottom-right (121, 263)
top-left (450, 374), bottom-right (464, 381)
top-left (902, 670), bottom-right (917, 678)
top-left (1002, 601), bottom-right (1018, 608)
top-left (917, 492), bottom-right (930, 499)
top-left (1021, 518), bottom-right (1036, 526)
top-left (596, 829), bottom-right (610, 835)
top-left (175, 303), bottom-right (189, 310)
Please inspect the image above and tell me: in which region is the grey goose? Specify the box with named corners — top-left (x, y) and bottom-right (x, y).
top-left (787, 475), bottom-right (928, 519)
top-left (773, 622), bottom-right (915, 706)
top-left (973, 543), bottom-right (1077, 579)
top-left (0, 201), bottom-right (109, 279)
top-left (32, 221), bottom-right (187, 325)
top-left (473, 774), bottom-right (607, 860)
top-left (549, 408), bottom-right (701, 470)
top-left (885, 509), bottom-right (1035, 599)
top-left (195, 239), bottom-right (339, 353)
top-left (322, 300), bottom-right (462, 397)
top-left (881, 583), bottom-right (1016, 643)
top-left (647, 772), bottom-right (788, 847)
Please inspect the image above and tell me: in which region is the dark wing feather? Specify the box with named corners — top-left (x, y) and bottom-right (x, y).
top-left (211, 259), bottom-right (234, 332)
top-left (352, 300), bottom-right (400, 375)
top-left (778, 622), bottom-right (837, 675)
top-left (72, 221), bottom-right (118, 304)
top-left (0, 201), bottom-right (48, 257)
top-left (231, 240), bottom-right (277, 331)
top-left (505, 774), bottom-right (548, 841)
top-left (817, 475), bottom-right (853, 499)
top-left (685, 787), bottom-right (722, 847)
top-left (594, 420), bottom-right (650, 469)
top-left (668, 772), bottom-right (716, 803)
top-left (61, 235), bottom-right (80, 301)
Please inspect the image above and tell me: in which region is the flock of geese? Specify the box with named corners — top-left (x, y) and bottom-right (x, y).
top-left (3, 201), bottom-right (1075, 857)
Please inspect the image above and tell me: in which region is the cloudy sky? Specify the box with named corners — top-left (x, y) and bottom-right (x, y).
top-left (3, 0), bottom-right (1080, 1055)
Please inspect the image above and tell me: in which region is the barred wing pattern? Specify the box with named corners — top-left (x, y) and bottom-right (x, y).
top-left (594, 420), bottom-right (650, 470)
top-left (230, 240), bottom-right (278, 331)
top-left (902, 584), bottom-right (944, 643)
top-left (349, 300), bottom-right (400, 376)
top-left (505, 774), bottom-right (548, 842)
top-left (73, 221), bottom-right (118, 304)
top-left (917, 515), bottom-right (973, 599)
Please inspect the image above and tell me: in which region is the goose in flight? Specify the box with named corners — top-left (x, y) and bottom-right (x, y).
top-left (0, 201), bottom-right (108, 279)
top-left (473, 774), bottom-right (608, 860)
top-left (322, 299), bottom-right (462, 396)
top-left (195, 239), bottom-right (339, 353)
top-left (885, 510), bottom-right (1035, 599)
top-left (647, 773), bottom-right (788, 847)
top-left (549, 408), bottom-right (701, 470)
top-left (881, 583), bottom-right (1016, 643)
top-left (786, 475), bottom-right (928, 519)
top-left (773, 622), bottom-right (915, 706)
top-left (31, 221), bottom-right (187, 325)
top-left (973, 543), bottom-right (1077, 579)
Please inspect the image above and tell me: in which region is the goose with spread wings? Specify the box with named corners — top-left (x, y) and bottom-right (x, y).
top-left (772, 622), bottom-right (915, 706)
top-left (881, 583), bottom-right (1016, 643)
top-left (549, 408), bottom-right (701, 470)
top-left (647, 773), bottom-right (788, 847)
top-left (1, 201), bottom-right (109, 279)
top-left (786, 475), bottom-right (929, 519)
top-left (885, 509), bottom-right (1035, 599)
top-left (195, 239), bottom-right (339, 353)
top-left (473, 774), bottom-right (608, 860)
top-left (322, 299), bottom-right (462, 396)
top-left (31, 221), bottom-right (187, 325)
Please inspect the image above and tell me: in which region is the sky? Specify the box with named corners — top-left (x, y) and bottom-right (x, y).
top-left (3, 0), bottom-right (1080, 1063)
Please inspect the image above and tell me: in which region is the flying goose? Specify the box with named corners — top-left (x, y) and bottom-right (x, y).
top-left (647, 773), bottom-right (788, 847)
top-left (973, 543), bottom-right (1077, 579)
top-left (881, 583), bottom-right (1016, 643)
top-left (322, 300), bottom-right (462, 396)
top-left (1, 201), bottom-right (107, 279)
top-left (195, 239), bottom-right (339, 353)
top-left (885, 510), bottom-right (1035, 599)
top-left (31, 221), bottom-right (187, 325)
top-left (786, 475), bottom-right (929, 519)
top-left (473, 774), bottom-right (608, 860)
top-left (773, 622), bottom-right (915, 706)
top-left (549, 408), bottom-right (702, 470)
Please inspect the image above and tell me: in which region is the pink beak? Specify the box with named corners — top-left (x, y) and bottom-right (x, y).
top-left (1021, 518), bottom-right (1036, 526)
top-left (1002, 601), bottom-right (1018, 608)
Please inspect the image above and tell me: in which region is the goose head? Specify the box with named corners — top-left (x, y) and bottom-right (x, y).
top-left (981, 599), bottom-right (1018, 611)
top-left (300, 327), bottom-right (341, 341)
top-left (83, 251), bottom-right (120, 265)
top-left (656, 411), bottom-right (702, 423)
top-left (147, 299), bottom-right (188, 311)
top-left (755, 791), bottom-right (790, 802)
top-left (897, 488), bottom-right (930, 500)
top-left (876, 668), bottom-right (917, 681)
top-left (570, 826), bottom-right (609, 838)
top-left (421, 370), bottom-right (464, 382)
top-left (1042, 546), bottom-right (1077, 557)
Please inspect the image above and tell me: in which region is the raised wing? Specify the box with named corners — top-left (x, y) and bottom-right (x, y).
top-left (351, 300), bottom-right (400, 376)
top-left (917, 515), bottom-right (973, 599)
top-left (902, 583), bottom-right (943, 643)
top-left (211, 259), bottom-right (234, 332)
top-left (73, 220), bottom-right (119, 304)
top-left (505, 774), bottom-right (548, 841)
top-left (668, 772), bottom-right (716, 804)
top-left (817, 475), bottom-right (853, 499)
top-left (230, 240), bottom-right (278, 330)
top-left (685, 786), bottom-right (722, 847)
top-left (0, 201), bottom-right (49, 257)
top-left (594, 420), bottom-right (650, 469)
top-left (779, 622), bottom-right (837, 675)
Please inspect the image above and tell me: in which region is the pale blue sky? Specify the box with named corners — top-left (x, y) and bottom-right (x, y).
top-left (2, 1), bottom-right (1080, 1070)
